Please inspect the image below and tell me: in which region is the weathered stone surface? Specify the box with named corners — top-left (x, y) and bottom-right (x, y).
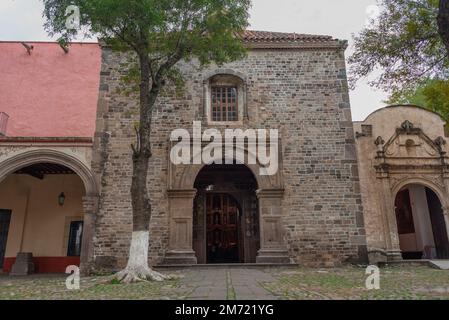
top-left (90, 42), bottom-right (367, 269)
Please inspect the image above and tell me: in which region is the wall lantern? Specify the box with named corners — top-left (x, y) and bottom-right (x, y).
top-left (58, 192), bottom-right (66, 206)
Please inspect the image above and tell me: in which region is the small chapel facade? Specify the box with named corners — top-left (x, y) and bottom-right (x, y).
top-left (90, 31), bottom-right (366, 269)
top-left (354, 106), bottom-right (449, 263)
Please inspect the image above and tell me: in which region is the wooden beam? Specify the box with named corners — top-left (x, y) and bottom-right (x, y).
top-left (21, 168), bottom-right (44, 180)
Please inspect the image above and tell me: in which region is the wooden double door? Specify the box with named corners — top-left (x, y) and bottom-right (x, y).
top-left (206, 194), bottom-right (240, 263)
top-left (193, 191), bottom-right (260, 264)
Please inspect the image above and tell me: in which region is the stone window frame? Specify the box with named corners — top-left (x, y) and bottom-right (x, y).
top-left (203, 69), bottom-right (248, 125)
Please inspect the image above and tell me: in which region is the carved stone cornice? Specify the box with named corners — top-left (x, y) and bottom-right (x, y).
top-left (167, 189), bottom-right (197, 199)
top-left (374, 136), bottom-right (386, 158)
top-left (374, 163), bottom-right (390, 179)
top-left (256, 189), bottom-right (285, 199)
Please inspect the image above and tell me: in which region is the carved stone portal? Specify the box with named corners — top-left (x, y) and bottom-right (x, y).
top-left (164, 150), bottom-right (289, 265)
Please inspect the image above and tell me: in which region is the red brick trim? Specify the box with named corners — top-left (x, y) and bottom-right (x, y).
top-left (3, 257), bottom-right (80, 274)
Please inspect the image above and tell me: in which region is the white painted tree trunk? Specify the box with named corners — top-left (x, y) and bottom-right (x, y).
top-left (127, 231), bottom-right (149, 268)
top-left (115, 231), bottom-right (171, 283)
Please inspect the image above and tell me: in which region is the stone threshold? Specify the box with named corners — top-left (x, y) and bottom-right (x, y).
top-left (155, 263), bottom-right (299, 269)
top-left (379, 259), bottom-right (449, 269)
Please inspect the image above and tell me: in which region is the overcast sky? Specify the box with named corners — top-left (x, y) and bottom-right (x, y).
top-left (0, 0), bottom-right (388, 121)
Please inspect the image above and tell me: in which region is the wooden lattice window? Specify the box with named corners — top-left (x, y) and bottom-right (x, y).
top-left (211, 86), bottom-right (238, 122)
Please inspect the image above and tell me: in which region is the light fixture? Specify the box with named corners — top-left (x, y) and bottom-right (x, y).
top-left (58, 192), bottom-right (66, 206)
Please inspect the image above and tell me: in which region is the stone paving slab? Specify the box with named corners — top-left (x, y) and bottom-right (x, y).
top-left (228, 268), bottom-right (279, 300)
top-left (176, 267), bottom-right (278, 300)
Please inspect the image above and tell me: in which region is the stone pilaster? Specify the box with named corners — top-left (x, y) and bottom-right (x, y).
top-left (80, 195), bottom-right (99, 275)
top-left (377, 172), bottom-right (402, 261)
top-left (441, 170), bottom-right (449, 241)
top-left (256, 189), bottom-right (290, 264)
top-left (163, 189), bottom-right (198, 265)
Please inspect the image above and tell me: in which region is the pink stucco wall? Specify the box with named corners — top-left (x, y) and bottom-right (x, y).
top-left (0, 42), bottom-right (101, 137)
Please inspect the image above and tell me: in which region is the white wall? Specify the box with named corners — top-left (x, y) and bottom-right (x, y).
top-left (409, 185), bottom-right (435, 254)
top-left (397, 185), bottom-right (437, 257)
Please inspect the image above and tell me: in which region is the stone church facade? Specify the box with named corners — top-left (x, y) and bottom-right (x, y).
top-left (89, 31), bottom-right (367, 270)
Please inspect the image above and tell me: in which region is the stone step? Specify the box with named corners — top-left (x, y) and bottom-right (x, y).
top-left (381, 259), bottom-right (449, 270)
top-left (429, 260), bottom-right (449, 270)
top-left (156, 263), bottom-right (299, 269)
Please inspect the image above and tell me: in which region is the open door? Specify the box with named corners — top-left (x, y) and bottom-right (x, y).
top-left (426, 188), bottom-right (449, 259)
top-left (395, 185), bottom-right (449, 260)
top-left (0, 210), bottom-right (11, 269)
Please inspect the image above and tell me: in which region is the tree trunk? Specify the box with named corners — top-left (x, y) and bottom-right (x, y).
top-left (438, 0), bottom-right (449, 57)
top-left (115, 51), bottom-right (170, 283)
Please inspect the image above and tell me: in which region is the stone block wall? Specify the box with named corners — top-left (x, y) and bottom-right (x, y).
top-left (91, 43), bottom-right (367, 269)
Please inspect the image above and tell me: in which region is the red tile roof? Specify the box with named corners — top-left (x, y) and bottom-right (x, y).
top-left (241, 30), bottom-right (335, 43)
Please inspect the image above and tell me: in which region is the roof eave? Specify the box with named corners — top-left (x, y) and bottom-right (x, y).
top-left (0, 136), bottom-right (94, 146)
top-left (244, 39), bottom-right (347, 50)
top-left (99, 39), bottom-right (348, 50)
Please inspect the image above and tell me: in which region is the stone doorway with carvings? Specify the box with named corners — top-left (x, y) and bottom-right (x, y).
top-left (193, 165), bottom-right (260, 264)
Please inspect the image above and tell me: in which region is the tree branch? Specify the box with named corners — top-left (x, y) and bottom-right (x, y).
top-left (438, 0), bottom-right (449, 57)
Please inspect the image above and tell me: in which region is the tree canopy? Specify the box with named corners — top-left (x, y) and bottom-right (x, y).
top-left (349, 0), bottom-right (449, 94)
top-left (388, 78), bottom-right (449, 119)
top-left (43, 0), bottom-right (250, 67)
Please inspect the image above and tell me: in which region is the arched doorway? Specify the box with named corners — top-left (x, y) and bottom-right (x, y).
top-left (0, 149), bottom-right (97, 274)
top-left (0, 162), bottom-right (87, 273)
top-left (394, 184), bottom-right (449, 260)
top-left (193, 164), bottom-right (260, 264)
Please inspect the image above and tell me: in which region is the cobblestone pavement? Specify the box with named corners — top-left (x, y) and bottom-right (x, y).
top-left (0, 266), bottom-right (449, 300)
